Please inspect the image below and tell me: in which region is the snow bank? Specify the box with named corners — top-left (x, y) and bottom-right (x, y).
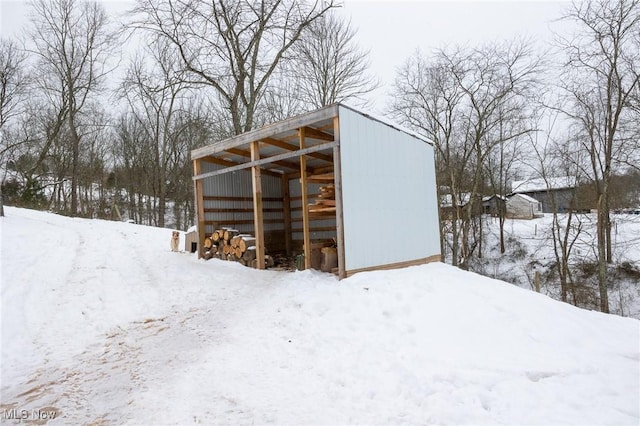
top-left (1, 207), bottom-right (638, 425)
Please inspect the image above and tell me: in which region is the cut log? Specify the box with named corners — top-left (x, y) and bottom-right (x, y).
top-left (203, 237), bottom-right (213, 250)
top-left (238, 236), bottom-right (256, 252)
top-left (242, 247), bottom-right (256, 262)
top-left (250, 254), bottom-right (274, 269)
top-left (265, 255), bottom-right (275, 268)
top-left (223, 229), bottom-right (239, 241)
top-left (212, 229), bottom-right (224, 242)
top-left (234, 246), bottom-right (243, 258)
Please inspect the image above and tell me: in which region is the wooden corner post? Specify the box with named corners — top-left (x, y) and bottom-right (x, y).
top-left (282, 174), bottom-right (292, 256)
top-left (299, 127), bottom-right (311, 269)
top-left (193, 159), bottom-right (206, 259)
top-left (251, 141), bottom-right (266, 269)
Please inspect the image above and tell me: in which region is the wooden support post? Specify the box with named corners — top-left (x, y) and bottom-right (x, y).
top-left (332, 117), bottom-right (346, 279)
top-left (193, 159), bottom-right (206, 259)
top-left (282, 174), bottom-right (292, 256)
top-left (251, 141), bottom-right (266, 269)
top-left (299, 127), bottom-right (311, 269)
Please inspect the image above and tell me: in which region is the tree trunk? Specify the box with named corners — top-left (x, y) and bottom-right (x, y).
top-left (159, 193), bottom-right (166, 228)
top-left (597, 195), bottom-right (609, 313)
top-left (499, 214), bottom-right (505, 254)
top-left (451, 214), bottom-right (459, 267)
top-left (478, 214), bottom-right (483, 259)
top-left (69, 111), bottom-right (80, 216)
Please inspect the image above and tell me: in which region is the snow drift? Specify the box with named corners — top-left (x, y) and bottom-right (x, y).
top-left (1, 207), bottom-right (638, 425)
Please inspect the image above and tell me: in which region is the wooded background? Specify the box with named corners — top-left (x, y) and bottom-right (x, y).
top-left (1, 0), bottom-right (638, 314)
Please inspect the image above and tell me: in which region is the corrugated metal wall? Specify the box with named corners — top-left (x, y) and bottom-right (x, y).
top-left (200, 162), bottom-right (285, 236)
top-left (338, 106), bottom-right (440, 271)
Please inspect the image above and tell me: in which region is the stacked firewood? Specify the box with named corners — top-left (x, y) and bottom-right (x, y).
top-left (202, 228), bottom-right (273, 267)
top-left (308, 183), bottom-right (336, 213)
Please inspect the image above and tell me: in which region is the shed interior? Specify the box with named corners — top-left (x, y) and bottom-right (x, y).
top-left (191, 106), bottom-right (345, 276)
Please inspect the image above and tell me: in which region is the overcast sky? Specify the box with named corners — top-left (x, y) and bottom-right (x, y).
top-left (341, 1), bottom-right (571, 109)
top-left (1, 0), bottom-right (572, 112)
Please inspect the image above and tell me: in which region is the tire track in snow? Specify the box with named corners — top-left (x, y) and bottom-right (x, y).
top-left (3, 227), bottom-right (275, 423)
top-left (0, 289), bottom-right (260, 424)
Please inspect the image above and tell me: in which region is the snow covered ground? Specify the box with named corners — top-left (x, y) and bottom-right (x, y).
top-left (475, 213), bottom-right (640, 318)
top-left (1, 206), bottom-right (639, 425)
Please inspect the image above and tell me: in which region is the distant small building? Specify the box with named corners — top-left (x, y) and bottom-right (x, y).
top-left (482, 195), bottom-right (506, 216)
top-left (511, 177), bottom-right (576, 213)
top-left (440, 192), bottom-right (487, 219)
top-left (440, 192), bottom-right (470, 219)
top-left (440, 193), bottom-right (507, 218)
top-left (506, 193), bottom-right (543, 219)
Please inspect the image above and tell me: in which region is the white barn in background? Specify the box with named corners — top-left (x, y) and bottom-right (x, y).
top-left (191, 104), bottom-right (441, 278)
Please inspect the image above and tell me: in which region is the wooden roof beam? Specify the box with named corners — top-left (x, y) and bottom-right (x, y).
top-left (302, 126), bottom-right (334, 141)
top-left (261, 137), bottom-right (333, 163)
top-left (286, 164), bottom-right (335, 180)
top-left (225, 147), bottom-right (299, 171)
top-left (194, 141), bottom-right (338, 181)
top-left (200, 155), bottom-right (282, 178)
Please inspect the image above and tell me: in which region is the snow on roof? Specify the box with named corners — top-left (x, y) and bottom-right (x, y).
top-left (511, 193), bottom-right (540, 204)
top-left (440, 193), bottom-right (505, 207)
top-left (440, 192), bottom-right (471, 208)
top-left (511, 176), bottom-right (576, 193)
top-left (482, 194), bottom-right (506, 202)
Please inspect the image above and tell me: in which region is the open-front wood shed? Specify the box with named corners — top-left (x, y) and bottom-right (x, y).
top-left (191, 104), bottom-right (441, 278)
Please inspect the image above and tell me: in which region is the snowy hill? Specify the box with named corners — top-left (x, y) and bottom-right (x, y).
top-left (1, 207), bottom-right (638, 425)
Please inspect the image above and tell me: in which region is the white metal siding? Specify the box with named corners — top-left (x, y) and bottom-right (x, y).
top-left (338, 106), bottom-right (440, 271)
top-left (506, 194), bottom-right (539, 219)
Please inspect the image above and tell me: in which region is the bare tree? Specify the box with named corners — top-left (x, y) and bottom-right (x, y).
top-left (557, 0), bottom-right (640, 313)
top-left (290, 11), bottom-right (379, 108)
top-left (0, 37), bottom-right (29, 216)
top-left (1, 99), bottom-right (67, 209)
top-left (113, 112), bottom-right (149, 224)
top-left (130, 0), bottom-right (336, 135)
top-left (450, 41), bottom-right (540, 266)
top-left (0, 38), bottom-right (28, 130)
top-left (27, 0), bottom-right (115, 215)
top-left (484, 106), bottom-right (528, 254)
top-left (260, 73), bottom-right (306, 123)
top-left (528, 107), bottom-right (585, 305)
top-left (390, 40), bottom-right (541, 269)
top-left (119, 40), bottom-right (191, 227)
